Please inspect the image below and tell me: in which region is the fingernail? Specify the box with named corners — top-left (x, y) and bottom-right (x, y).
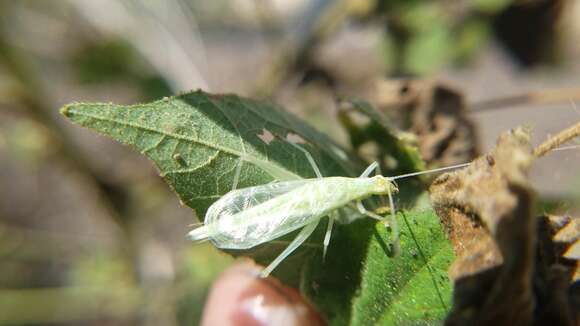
top-left (201, 260), bottom-right (325, 326)
top-left (232, 274), bottom-right (324, 326)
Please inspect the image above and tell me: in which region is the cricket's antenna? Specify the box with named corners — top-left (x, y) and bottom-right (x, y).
top-left (390, 162), bottom-right (471, 181)
top-left (388, 142), bottom-right (576, 182)
top-left (570, 99), bottom-right (580, 116)
top-left (553, 144), bottom-right (580, 152)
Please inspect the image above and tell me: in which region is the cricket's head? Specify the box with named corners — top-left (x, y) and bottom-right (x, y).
top-left (369, 175), bottom-right (399, 195)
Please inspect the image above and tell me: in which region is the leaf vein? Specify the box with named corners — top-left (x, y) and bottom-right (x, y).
top-left (69, 110), bottom-right (243, 157)
top-left (140, 134), bottom-right (166, 154)
top-left (162, 150), bottom-right (222, 175)
top-left (205, 96), bottom-right (248, 155)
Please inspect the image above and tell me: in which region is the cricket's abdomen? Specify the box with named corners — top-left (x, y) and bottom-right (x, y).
top-left (203, 177), bottom-right (377, 249)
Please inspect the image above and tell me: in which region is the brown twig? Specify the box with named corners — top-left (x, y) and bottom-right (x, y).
top-left (471, 87), bottom-right (580, 112)
top-left (533, 121), bottom-right (580, 157)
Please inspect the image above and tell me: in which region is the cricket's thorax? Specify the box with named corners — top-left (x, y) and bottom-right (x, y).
top-left (204, 177), bottom-right (390, 249)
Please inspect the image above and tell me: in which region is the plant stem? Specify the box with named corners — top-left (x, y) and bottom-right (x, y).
top-left (470, 86), bottom-right (580, 112)
top-left (533, 121), bottom-right (580, 157)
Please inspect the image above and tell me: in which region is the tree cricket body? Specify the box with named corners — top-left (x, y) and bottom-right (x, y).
top-left (188, 175), bottom-right (397, 250)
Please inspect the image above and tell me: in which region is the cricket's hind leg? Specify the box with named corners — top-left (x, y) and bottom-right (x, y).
top-left (260, 219), bottom-right (320, 278)
top-left (231, 159), bottom-right (244, 191)
top-left (285, 140), bottom-right (323, 179)
top-left (359, 161), bottom-right (379, 178)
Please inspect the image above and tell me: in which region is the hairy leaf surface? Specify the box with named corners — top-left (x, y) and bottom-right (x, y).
top-left (61, 91), bottom-right (357, 217)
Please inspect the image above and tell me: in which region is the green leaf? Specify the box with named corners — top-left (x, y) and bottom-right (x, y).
top-left (469, 0), bottom-right (511, 14)
top-left (355, 207), bottom-right (453, 325)
top-left (404, 23), bottom-right (452, 75)
top-left (60, 91), bottom-right (454, 325)
top-left (61, 90), bottom-right (359, 218)
top-left (61, 90), bottom-right (362, 283)
top-left (303, 195), bottom-right (453, 325)
top-left (338, 99), bottom-right (425, 176)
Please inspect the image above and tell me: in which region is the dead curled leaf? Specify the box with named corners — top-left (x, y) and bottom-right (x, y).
top-left (375, 79), bottom-right (480, 167)
top-left (429, 127), bottom-right (579, 326)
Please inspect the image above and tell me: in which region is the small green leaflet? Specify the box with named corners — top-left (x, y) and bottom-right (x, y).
top-left (61, 90), bottom-right (454, 325)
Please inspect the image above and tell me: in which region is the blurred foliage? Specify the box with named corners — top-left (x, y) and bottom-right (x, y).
top-left (73, 39), bottom-right (137, 84)
top-left (337, 99), bottom-right (425, 175)
top-left (375, 0), bottom-right (514, 74)
top-left (367, 0), bottom-right (562, 74)
top-left (73, 38), bottom-right (173, 101)
top-left (176, 245), bottom-right (233, 325)
top-left (0, 119), bottom-right (52, 166)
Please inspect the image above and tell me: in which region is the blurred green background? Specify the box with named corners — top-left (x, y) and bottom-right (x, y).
top-left (1, 0), bottom-right (579, 325)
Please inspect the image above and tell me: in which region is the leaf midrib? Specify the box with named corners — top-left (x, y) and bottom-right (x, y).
top-left (65, 106), bottom-right (302, 180)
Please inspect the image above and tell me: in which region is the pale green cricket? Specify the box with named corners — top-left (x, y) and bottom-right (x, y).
top-left (188, 142), bottom-right (469, 277)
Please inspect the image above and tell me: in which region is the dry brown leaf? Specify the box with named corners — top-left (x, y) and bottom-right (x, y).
top-left (429, 126), bottom-right (579, 326)
top-left (375, 79), bottom-right (480, 167)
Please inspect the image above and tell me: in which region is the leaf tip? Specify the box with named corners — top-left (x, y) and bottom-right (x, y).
top-left (60, 104), bottom-right (75, 119)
